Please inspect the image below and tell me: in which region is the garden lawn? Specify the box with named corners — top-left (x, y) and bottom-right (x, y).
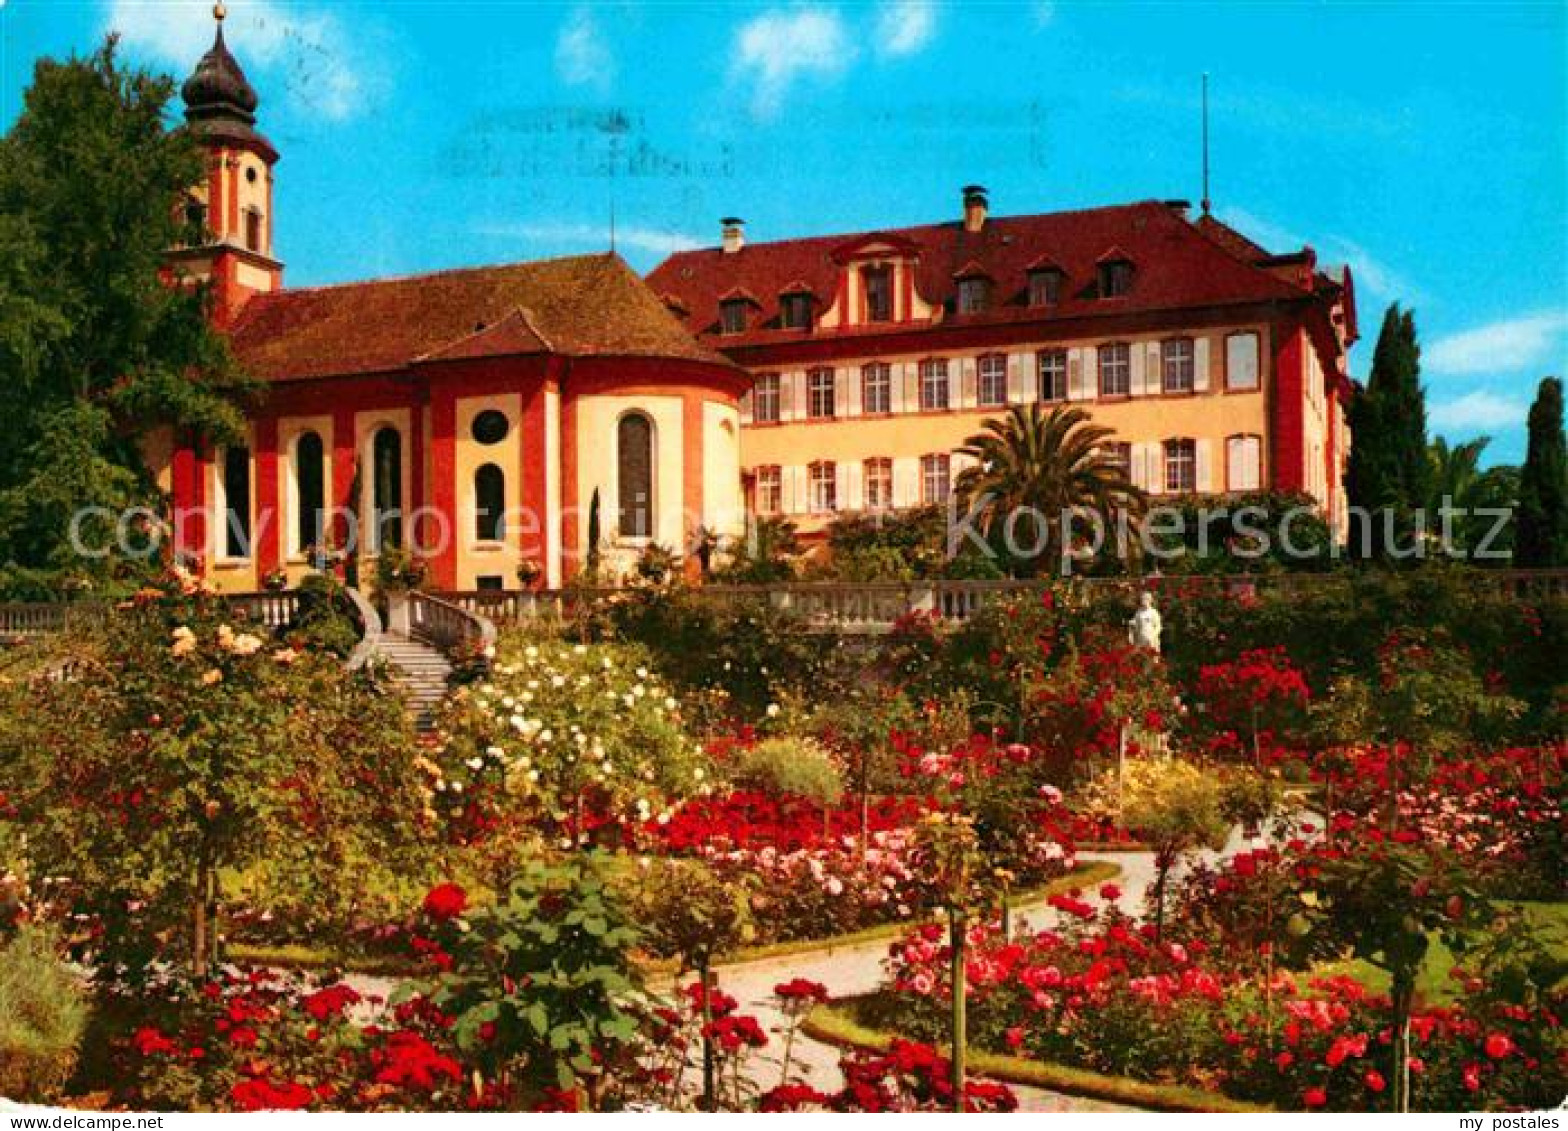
top-left (1322, 900), bottom-right (1568, 1003)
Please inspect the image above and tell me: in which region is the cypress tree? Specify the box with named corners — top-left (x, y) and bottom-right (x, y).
top-left (1346, 304), bottom-right (1430, 557)
top-left (1516, 376), bottom-right (1568, 567)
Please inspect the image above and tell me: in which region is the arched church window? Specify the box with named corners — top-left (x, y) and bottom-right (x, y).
top-left (294, 431), bottom-right (325, 554)
top-left (222, 445), bottom-right (251, 559)
top-left (617, 413), bottom-right (653, 538)
top-left (372, 427), bottom-right (403, 551)
top-left (475, 464), bottom-right (505, 542)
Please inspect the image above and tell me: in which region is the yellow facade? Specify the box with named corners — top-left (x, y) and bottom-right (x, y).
top-left (739, 321), bottom-right (1282, 534)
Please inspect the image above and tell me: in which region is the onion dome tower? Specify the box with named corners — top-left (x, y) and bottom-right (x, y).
top-left (166, 3), bottom-right (283, 324)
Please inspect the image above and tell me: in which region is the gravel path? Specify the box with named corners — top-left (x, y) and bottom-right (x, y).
top-left (341, 817), bottom-right (1311, 1111)
top-left (712, 816), bottom-right (1314, 1112)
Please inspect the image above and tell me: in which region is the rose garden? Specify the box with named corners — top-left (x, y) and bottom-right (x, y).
top-left (0, 562), bottom-right (1562, 1113)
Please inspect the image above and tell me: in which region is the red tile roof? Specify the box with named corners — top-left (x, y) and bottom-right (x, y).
top-left (227, 252), bottom-right (734, 382)
top-left (647, 200), bottom-right (1319, 347)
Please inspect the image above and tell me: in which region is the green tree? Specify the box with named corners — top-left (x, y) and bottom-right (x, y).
top-left (0, 574), bottom-right (426, 977)
top-left (1347, 304), bottom-right (1431, 557)
top-left (1426, 436), bottom-right (1518, 559)
top-left (1516, 376), bottom-right (1568, 567)
top-left (954, 403), bottom-right (1145, 577)
top-left (0, 39), bottom-right (253, 597)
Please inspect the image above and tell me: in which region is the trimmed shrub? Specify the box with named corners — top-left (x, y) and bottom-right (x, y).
top-left (731, 737), bottom-right (844, 809)
top-left (0, 926), bottom-right (87, 1102)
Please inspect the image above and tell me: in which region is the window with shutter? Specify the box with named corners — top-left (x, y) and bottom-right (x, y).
top-left (862, 363), bottom-right (892, 414)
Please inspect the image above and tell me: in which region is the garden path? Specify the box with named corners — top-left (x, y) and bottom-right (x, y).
top-left (336, 817), bottom-right (1312, 1111)
top-left (711, 815), bottom-right (1314, 1111)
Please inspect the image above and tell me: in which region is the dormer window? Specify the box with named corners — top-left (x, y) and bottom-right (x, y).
top-left (1099, 259), bottom-right (1134, 298)
top-left (780, 291), bottom-right (814, 331)
top-left (1028, 268), bottom-right (1063, 307)
top-left (862, 266), bottom-right (893, 322)
top-left (956, 276), bottom-right (991, 315)
top-left (720, 298), bottom-right (749, 335)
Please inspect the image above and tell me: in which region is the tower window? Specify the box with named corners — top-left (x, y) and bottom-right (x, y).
top-left (474, 464), bottom-right (506, 542)
top-left (183, 199), bottom-right (207, 244)
top-left (862, 266), bottom-right (893, 322)
top-left (617, 412), bottom-right (654, 538)
top-left (222, 445), bottom-right (251, 559)
top-left (245, 208), bottom-right (262, 253)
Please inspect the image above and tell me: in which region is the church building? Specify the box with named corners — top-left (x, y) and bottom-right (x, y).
top-left (153, 8), bottom-right (748, 592)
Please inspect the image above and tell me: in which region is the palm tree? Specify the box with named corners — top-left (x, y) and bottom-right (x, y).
top-left (955, 403), bottom-right (1146, 577)
top-left (1427, 435), bottom-right (1490, 514)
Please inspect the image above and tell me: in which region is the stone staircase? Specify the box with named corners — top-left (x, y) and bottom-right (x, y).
top-left (374, 632), bottom-right (452, 733)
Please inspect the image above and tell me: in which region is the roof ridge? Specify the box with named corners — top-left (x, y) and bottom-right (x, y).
top-left (259, 251), bottom-right (620, 298)
top-left (662, 199), bottom-right (1167, 259)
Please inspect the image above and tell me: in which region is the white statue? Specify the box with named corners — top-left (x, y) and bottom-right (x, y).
top-left (1129, 591), bottom-right (1163, 653)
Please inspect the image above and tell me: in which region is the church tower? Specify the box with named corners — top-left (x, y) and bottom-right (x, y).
top-left (166, 4), bottom-right (283, 326)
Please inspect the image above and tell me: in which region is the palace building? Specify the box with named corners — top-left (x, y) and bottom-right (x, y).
top-left (152, 9), bottom-right (748, 592)
top-left (154, 9), bottom-right (1356, 593)
top-left (647, 189), bottom-right (1358, 539)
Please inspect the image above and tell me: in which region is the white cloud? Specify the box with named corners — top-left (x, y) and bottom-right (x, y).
top-left (475, 221), bottom-right (702, 259)
top-left (555, 7), bottom-right (614, 94)
top-left (105, 0), bottom-right (379, 122)
top-left (874, 0), bottom-right (936, 58)
top-left (1426, 311), bottom-right (1568, 376)
top-left (1429, 391), bottom-right (1529, 433)
top-left (730, 6), bottom-right (855, 120)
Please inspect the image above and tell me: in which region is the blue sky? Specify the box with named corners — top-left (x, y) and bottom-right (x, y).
top-left (3, 0), bottom-right (1565, 463)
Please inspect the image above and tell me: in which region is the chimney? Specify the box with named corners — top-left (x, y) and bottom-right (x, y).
top-left (962, 184), bottom-right (989, 233)
top-left (1164, 199), bottom-right (1192, 221)
top-left (721, 216), bottom-right (746, 254)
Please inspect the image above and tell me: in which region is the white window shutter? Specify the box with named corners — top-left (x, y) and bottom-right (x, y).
top-left (892, 457), bottom-right (919, 508)
top-left (959, 358), bottom-right (977, 410)
top-left (888, 364), bottom-right (905, 414)
top-left (1195, 439), bottom-right (1213, 493)
top-left (777, 373), bottom-right (795, 422)
top-left (833, 370), bottom-right (848, 418)
top-left (846, 369), bottom-right (862, 417)
top-left (1129, 443), bottom-right (1147, 490)
top-left (1007, 353), bottom-right (1026, 403)
top-left (1243, 436), bottom-right (1261, 490)
top-left (840, 460), bottom-right (861, 510)
top-left (794, 371), bottom-right (809, 419)
top-left (1193, 337), bottom-right (1211, 392)
top-left (739, 388), bottom-right (753, 425)
top-left (1068, 347), bottom-right (1092, 401)
top-left (1130, 342), bottom-right (1147, 396)
top-left (1144, 444), bottom-right (1164, 495)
